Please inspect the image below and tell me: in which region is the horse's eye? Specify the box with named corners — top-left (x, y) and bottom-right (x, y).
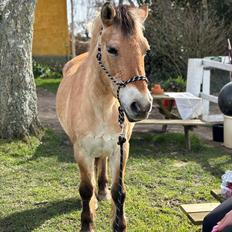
top-left (107, 46), bottom-right (118, 56)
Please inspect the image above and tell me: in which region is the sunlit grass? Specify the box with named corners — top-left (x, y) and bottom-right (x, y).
top-left (35, 78), bottom-right (61, 93)
top-left (0, 130), bottom-right (231, 231)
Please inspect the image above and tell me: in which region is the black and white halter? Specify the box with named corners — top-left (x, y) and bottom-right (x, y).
top-left (96, 28), bottom-right (148, 129)
top-left (96, 28), bottom-right (148, 232)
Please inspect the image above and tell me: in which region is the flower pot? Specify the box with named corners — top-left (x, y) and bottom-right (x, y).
top-left (162, 99), bottom-right (176, 108)
top-left (151, 84), bottom-right (164, 95)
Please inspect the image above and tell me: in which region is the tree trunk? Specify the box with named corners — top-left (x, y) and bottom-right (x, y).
top-left (202, 0), bottom-right (208, 22)
top-left (0, 0), bottom-right (41, 139)
top-left (70, 0), bottom-right (76, 57)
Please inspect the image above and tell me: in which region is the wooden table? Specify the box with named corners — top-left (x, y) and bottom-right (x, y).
top-left (137, 93), bottom-right (209, 150)
top-left (152, 94), bottom-right (179, 126)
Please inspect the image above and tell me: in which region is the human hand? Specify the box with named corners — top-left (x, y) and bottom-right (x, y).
top-left (211, 210), bottom-right (232, 232)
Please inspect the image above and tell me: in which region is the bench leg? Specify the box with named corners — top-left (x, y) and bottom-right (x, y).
top-left (162, 124), bottom-right (168, 132)
top-left (184, 126), bottom-right (191, 151)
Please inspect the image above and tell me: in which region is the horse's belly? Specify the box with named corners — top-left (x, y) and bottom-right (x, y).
top-left (79, 134), bottom-right (118, 157)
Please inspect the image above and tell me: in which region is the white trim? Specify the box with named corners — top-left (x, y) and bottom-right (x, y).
top-left (202, 59), bottom-right (232, 72)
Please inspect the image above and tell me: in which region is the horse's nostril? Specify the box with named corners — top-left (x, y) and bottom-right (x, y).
top-left (130, 101), bottom-right (141, 114)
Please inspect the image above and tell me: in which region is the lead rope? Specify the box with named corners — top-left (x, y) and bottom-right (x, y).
top-left (96, 28), bottom-right (148, 232)
top-left (115, 108), bottom-right (126, 232)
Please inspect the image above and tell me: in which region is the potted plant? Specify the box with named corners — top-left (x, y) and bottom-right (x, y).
top-left (161, 76), bottom-right (186, 92)
top-left (161, 76), bottom-right (186, 107)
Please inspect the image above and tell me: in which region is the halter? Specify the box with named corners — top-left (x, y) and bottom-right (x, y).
top-left (96, 28), bottom-right (148, 130)
top-left (96, 28), bottom-right (148, 232)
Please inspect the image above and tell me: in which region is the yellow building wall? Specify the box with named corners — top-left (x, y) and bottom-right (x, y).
top-left (33, 0), bottom-right (70, 56)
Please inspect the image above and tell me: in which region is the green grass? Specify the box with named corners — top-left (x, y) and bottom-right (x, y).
top-left (0, 130), bottom-right (231, 231)
top-left (35, 78), bottom-right (61, 93)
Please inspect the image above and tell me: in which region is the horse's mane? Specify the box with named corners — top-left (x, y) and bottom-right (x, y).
top-left (89, 5), bottom-right (141, 54)
top-left (114, 5), bottom-right (135, 36)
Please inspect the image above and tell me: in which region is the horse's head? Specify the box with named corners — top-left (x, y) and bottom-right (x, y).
top-left (98, 3), bottom-right (153, 122)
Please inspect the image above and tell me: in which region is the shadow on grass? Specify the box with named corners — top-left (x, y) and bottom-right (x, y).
top-left (0, 198), bottom-right (81, 232)
top-left (36, 79), bottom-right (61, 93)
top-left (30, 130), bottom-right (232, 178)
top-left (130, 131), bottom-right (232, 178)
top-left (28, 129), bottom-right (74, 164)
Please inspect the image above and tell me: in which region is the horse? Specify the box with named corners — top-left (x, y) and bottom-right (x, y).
top-left (56, 3), bottom-right (152, 232)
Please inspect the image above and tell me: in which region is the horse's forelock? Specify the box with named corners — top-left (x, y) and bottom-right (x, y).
top-left (89, 5), bottom-right (143, 52)
top-left (115, 5), bottom-right (136, 36)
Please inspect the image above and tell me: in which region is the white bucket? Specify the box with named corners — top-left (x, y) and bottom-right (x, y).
top-left (224, 115), bottom-right (232, 148)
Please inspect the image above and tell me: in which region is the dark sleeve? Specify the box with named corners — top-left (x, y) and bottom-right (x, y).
top-left (202, 197), bottom-right (232, 232)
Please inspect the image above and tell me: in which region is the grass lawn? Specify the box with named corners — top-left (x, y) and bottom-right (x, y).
top-left (35, 78), bottom-right (61, 93)
top-left (0, 129), bottom-right (231, 232)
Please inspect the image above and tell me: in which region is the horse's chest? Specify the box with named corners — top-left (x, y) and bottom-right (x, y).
top-left (79, 132), bottom-right (118, 157)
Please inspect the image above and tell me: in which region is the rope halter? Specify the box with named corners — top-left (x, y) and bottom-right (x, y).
top-left (96, 28), bottom-right (148, 130)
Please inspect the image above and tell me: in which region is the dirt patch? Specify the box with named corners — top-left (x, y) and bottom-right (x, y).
top-left (37, 88), bottom-right (63, 133)
top-left (37, 88), bottom-right (216, 142)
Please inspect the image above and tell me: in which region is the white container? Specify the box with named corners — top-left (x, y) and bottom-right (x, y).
top-left (224, 115), bottom-right (232, 148)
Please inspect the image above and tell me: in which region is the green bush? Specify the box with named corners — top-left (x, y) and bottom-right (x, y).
top-left (161, 76), bottom-right (186, 92)
top-left (144, 0), bottom-right (231, 83)
top-left (33, 61), bottom-right (62, 79)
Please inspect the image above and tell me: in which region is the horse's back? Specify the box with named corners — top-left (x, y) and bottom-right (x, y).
top-left (56, 52), bottom-right (88, 139)
top-left (62, 52), bottom-right (88, 77)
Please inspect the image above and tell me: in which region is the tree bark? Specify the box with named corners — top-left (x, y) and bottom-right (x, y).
top-left (0, 0), bottom-right (41, 139)
top-left (70, 0), bottom-right (76, 57)
top-left (202, 0), bottom-right (208, 22)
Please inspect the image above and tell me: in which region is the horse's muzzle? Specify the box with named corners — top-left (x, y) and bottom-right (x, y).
top-left (119, 85), bottom-right (153, 122)
top-left (124, 100), bottom-right (152, 122)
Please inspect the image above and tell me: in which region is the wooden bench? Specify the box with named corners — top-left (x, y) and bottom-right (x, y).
top-left (210, 189), bottom-right (224, 203)
top-left (180, 202), bottom-right (220, 225)
top-left (138, 119), bottom-right (209, 150)
top-left (180, 189), bottom-right (223, 225)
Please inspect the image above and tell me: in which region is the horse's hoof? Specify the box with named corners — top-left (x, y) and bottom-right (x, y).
top-left (97, 189), bottom-right (111, 201)
top-left (80, 230), bottom-right (94, 232)
top-left (80, 225), bottom-right (94, 232)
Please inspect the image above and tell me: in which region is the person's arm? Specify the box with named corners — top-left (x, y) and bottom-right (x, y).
top-left (212, 210), bottom-right (232, 232)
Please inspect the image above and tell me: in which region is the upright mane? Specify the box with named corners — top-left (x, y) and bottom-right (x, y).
top-left (114, 5), bottom-right (135, 36)
top-left (89, 5), bottom-right (141, 53)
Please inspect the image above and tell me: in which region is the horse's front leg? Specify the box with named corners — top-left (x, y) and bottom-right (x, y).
top-left (74, 146), bottom-right (97, 232)
top-left (110, 142), bottom-right (129, 232)
top-left (95, 156), bottom-right (111, 201)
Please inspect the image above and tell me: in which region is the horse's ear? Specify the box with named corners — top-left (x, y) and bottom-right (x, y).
top-left (134, 5), bottom-right (149, 23)
top-left (101, 2), bottom-right (116, 27)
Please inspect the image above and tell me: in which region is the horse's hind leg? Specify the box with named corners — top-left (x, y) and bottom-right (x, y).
top-left (110, 143), bottom-right (129, 232)
top-left (95, 157), bottom-right (111, 201)
top-left (75, 149), bottom-right (96, 232)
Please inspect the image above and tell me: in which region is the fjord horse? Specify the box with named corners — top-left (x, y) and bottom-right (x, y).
top-left (56, 3), bottom-right (152, 231)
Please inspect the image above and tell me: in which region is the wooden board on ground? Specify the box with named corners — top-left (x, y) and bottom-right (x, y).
top-left (180, 203), bottom-right (220, 225)
top-left (211, 189), bottom-right (225, 203)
